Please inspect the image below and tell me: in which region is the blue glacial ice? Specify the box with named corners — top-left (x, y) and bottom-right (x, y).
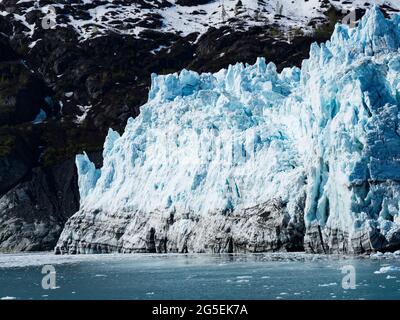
top-left (56, 7), bottom-right (400, 254)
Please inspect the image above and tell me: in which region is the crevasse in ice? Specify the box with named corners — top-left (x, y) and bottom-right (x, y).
top-left (73, 7), bottom-right (400, 252)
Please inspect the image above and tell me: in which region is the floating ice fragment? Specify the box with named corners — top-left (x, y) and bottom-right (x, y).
top-left (318, 283), bottom-right (337, 287)
top-left (374, 266), bottom-right (400, 274)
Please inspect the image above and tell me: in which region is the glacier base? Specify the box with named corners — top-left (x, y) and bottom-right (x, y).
top-left (55, 197), bottom-right (306, 254)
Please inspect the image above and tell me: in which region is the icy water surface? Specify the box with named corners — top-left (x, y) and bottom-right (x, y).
top-left (0, 252), bottom-right (399, 300)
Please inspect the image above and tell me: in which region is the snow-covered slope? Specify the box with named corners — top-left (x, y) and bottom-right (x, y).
top-left (56, 6), bottom-right (400, 254)
top-left (1, 0), bottom-right (400, 43)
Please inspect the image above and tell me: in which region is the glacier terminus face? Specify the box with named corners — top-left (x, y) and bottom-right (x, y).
top-left (56, 7), bottom-right (400, 255)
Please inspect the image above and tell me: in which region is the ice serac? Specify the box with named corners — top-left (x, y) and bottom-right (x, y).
top-left (56, 7), bottom-right (400, 255)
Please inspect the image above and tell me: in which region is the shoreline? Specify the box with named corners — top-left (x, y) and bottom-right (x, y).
top-left (0, 250), bottom-right (398, 269)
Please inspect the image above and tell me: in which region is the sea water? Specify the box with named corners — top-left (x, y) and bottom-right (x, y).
top-left (0, 253), bottom-right (399, 300)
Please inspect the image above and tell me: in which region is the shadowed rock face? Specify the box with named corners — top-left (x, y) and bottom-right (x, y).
top-left (176, 0), bottom-right (214, 6)
top-left (0, 159), bottom-right (79, 251)
top-left (0, 63), bottom-right (48, 126)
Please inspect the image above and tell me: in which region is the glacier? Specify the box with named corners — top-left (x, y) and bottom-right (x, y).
top-left (56, 6), bottom-right (400, 255)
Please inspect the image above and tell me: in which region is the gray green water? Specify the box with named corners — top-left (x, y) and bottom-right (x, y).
top-left (0, 252), bottom-right (399, 300)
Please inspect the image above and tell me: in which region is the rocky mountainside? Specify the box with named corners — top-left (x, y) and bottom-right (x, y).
top-left (0, 0), bottom-right (399, 252)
